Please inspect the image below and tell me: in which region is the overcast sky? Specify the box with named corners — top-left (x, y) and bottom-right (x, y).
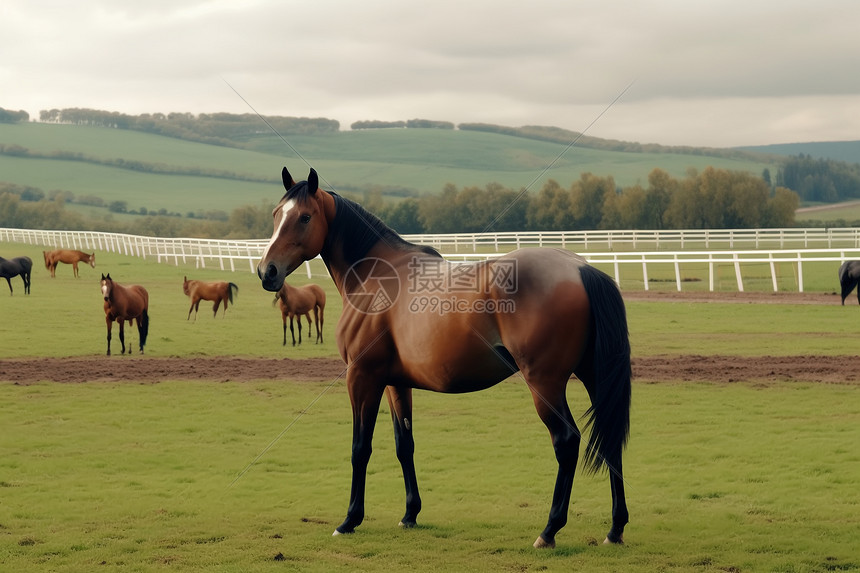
top-left (3, 0), bottom-right (859, 148)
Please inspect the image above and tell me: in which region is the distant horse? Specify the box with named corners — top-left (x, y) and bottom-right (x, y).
top-left (273, 282), bottom-right (326, 345)
top-left (100, 273), bottom-right (149, 355)
top-left (44, 249), bottom-right (95, 278)
top-left (257, 168), bottom-right (631, 548)
top-left (183, 277), bottom-right (238, 320)
top-left (0, 256), bottom-right (32, 295)
top-left (839, 260), bottom-right (860, 305)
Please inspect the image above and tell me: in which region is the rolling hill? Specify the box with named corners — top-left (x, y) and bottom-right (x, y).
top-left (0, 120), bottom-right (783, 221)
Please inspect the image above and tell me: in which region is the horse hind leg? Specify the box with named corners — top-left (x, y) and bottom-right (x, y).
top-left (212, 299), bottom-right (221, 318)
top-left (385, 386), bottom-right (422, 528)
top-left (118, 320), bottom-right (127, 354)
top-left (527, 380), bottom-right (581, 549)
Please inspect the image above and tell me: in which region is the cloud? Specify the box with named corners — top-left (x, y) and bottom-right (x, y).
top-left (2, 0), bottom-right (860, 147)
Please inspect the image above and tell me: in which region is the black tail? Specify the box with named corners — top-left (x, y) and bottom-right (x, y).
top-left (228, 283), bottom-right (238, 304)
top-left (579, 264), bottom-right (631, 474)
top-left (139, 309), bottom-right (150, 350)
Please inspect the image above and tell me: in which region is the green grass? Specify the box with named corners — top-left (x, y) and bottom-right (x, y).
top-left (2, 240), bottom-right (860, 571)
top-left (0, 122), bottom-right (778, 217)
top-left (1, 241), bottom-right (857, 359)
top-left (0, 242), bottom-right (341, 359)
top-left (1, 378), bottom-right (858, 572)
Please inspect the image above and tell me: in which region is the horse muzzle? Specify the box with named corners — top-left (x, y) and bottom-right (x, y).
top-left (258, 261), bottom-right (286, 292)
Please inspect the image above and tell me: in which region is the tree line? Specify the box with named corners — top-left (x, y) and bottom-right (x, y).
top-left (777, 154), bottom-right (860, 202)
top-left (373, 167), bottom-right (799, 234)
top-left (36, 108), bottom-right (339, 148)
top-left (0, 167), bottom-right (800, 239)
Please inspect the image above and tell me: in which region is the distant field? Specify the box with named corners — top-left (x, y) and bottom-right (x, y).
top-left (796, 200), bottom-right (860, 223)
top-left (0, 122), bottom-right (779, 219)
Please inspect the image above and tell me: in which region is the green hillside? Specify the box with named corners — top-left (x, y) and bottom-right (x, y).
top-left (1, 121), bottom-right (779, 218)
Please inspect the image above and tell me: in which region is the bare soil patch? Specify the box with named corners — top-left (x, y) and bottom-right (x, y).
top-left (2, 354), bottom-right (857, 386)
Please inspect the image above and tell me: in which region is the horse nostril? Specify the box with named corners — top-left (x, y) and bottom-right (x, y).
top-left (265, 263), bottom-right (278, 280)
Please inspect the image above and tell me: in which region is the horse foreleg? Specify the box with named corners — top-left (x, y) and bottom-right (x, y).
top-left (334, 374), bottom-right (385, 536)
top-left (289, 316), bottom-right (297, 346)
top-left (529, 383), bottom-right (580, 549)
top-left (4, 277), bottom-right (11, 295)
top-left (385, 386), bottom-right (422, 528)
top-left (73, 262), bottom-right (79, 278)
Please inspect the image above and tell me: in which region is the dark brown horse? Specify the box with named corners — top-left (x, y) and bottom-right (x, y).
top-left (44, 249), bottom-right (95, 278)
top-left (183, 277), bottom-right (238, 320)
top-left (273, 282), bottom-right (326, 345)
top-left (257, 168), bottom-right (631, 548)
top-left (839, 260), bottom-right (860, 305)
top-left (0, 256), bottom-right (32, 295)
top-left (100, 273), bottom-right (149, 355)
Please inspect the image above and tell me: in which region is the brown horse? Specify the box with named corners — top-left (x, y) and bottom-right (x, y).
top-left (183, 277), bottom-right (238, 320)
top-left (257, 168), bottom-right (631, 548)
top-left (44, 249), bottom-right (95, 278)
top-left (0, 256), bottom-right (32, 295)
top-left (100, 273), bottom-right (149, 355)
top-left (273, 282), bottom-right (326, 345)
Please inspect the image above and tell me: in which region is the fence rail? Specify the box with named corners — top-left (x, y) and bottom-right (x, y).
top-left (3, 227), bottom-right (859, 292)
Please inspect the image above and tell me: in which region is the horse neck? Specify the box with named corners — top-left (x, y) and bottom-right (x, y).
top-left (317, 190), bottom-right (415, 293)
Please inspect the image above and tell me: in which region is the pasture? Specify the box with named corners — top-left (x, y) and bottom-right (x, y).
top-left (1, 241), bottom-right (860, 572)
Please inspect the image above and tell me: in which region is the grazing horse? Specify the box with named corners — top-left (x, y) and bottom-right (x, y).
top-left (257, 168), bottom-right (631, 548)
top-left (0, 256), bottom-right (32, 295)
top-left (839, 260), bottom-right (860, 305)
top-left (183, 277), bottom-right (238, 320)
top-left (273, 282), bottom-right (326, 345)
top-left (100, 273), bottom-right (149, 355)
top-left (44, 249), bottom-right (95, 278)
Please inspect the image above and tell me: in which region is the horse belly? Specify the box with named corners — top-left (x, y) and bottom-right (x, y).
top-left (394, 314), bottom-right (517, 393)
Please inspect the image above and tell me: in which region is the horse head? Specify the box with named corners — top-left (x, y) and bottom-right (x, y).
top-left (257, 167), bottom-right (330, 292)
top-left (100, 273), bottom-right (113, 301)
top-left (88, 253), bottom-right (96, 268)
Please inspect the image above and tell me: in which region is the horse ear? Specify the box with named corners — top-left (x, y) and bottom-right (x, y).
top-left (106, 273), bottom-right (112, 280)
top-left (308, 168), bottom-right (318, 194)
top-left (101, 273), bottom-right (105, 280)
top-left (282, 167), bottom-right (296, 190)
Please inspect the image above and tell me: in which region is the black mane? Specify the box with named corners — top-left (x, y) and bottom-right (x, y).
top-left (283, 179), bottom-right (440, 265)
top-left (328, 193), bottom-right (441, 265)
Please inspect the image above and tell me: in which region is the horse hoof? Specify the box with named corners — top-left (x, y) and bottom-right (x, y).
top-left (332, 529), bottom-right (353, 537)
top-left (398, 520), bottom-right (417, 529)
top-left (603, 535), bottom-right (624, 545)
top-left (533, 536), bottom-right (555, 549)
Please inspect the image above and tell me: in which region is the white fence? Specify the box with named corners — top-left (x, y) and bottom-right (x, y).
top-left (3, 227), bottom-right (860, 292)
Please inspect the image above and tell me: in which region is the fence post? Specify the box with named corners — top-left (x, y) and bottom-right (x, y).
top-left (797, 252), bottom-right (804, 292)
top-left (641, 254), bottom-right (649, 291)
top-left (733, 253), bottom-right (744, 292)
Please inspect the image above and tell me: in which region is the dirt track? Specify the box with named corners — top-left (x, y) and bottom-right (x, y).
top-left (2, 290), bottom-right (857, 386)
top-left (1, 354), bottom-right (857, 385)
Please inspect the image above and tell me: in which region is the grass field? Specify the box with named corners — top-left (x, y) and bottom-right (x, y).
top-left (0, 122), bottom-right (778, 218)
top-left (2, 242), bottom-right (860, 572)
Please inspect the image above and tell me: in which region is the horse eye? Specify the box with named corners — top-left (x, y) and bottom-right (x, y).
top-left (299, 214), bottom-right (311, 224)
